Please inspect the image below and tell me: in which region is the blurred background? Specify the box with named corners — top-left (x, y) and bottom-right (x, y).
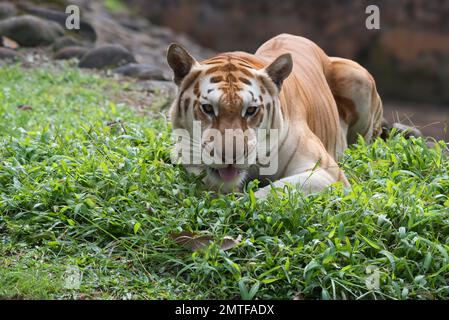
top-left (2, 0), bottom-right (449, 140)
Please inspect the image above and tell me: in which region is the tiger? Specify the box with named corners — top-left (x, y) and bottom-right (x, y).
top-left (166, 33), bottom-right (383, 198)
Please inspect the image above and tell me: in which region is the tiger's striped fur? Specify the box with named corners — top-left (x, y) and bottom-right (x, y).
top-left (167, 34), bottom-right (383, 197)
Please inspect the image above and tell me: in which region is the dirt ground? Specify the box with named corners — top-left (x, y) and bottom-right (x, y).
top-left (384, 101), bottom-right (449, 141)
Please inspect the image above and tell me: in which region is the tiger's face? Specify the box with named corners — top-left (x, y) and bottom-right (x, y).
top-left (167, 44), bottom-right (292, 192)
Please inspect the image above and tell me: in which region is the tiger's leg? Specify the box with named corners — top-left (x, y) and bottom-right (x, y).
top-left (326, 57), bottom-right (383, 145)
top-left (254, 167), bottom-right (348, 198)
top-left (254, 135), bottom-right (350, 199)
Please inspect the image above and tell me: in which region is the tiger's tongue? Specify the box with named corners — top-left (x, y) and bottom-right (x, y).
top-left (217, 167), bottom-right (239, 182)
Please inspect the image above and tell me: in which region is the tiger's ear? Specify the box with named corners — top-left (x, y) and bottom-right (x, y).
top-left (264, 53), bottom-right (293, 90)
top-left (167, 43), bottom-right (198, 85)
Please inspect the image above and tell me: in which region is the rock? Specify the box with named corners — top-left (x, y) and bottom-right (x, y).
top-left (78, 44), bottom-right (136, 69)
top-left (77, 0), bottom-right (215, 80)
top-left (0, 15), bottom-right (64, 47)
top-left (113, 63), bottom-right (168, 80)
top-left (52, 36), bottom-right (83, 52)
top-left (54, 46), bottom-right (89, 60)
top-left (19, 5), bottom-right (97, 42)
top-left (0, 47), bottom-right (20, 60)
top-left (392, 123), bottom-right (424, 139)
top-left (0, 2), bottom-right (17, 19)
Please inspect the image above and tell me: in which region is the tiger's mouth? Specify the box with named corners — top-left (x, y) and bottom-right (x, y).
top-left (206, 165), bottom-right (247, 186)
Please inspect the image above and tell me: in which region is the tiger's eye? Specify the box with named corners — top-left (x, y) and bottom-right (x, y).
top-left (201, 104), bottom-right (214, 115)
top-left (245, 106), bottom-right (258, 117)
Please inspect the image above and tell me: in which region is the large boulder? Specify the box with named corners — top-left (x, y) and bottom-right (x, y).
top-left (19, 5), bottom-right (97, 42)
top-left (78, 44), bottom-right (136, 69)
top-left (0, 15), bottom-right (64, 47)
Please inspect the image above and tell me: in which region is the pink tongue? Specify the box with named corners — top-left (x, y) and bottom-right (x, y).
top-left (217, 167), bottom-right (239, 182)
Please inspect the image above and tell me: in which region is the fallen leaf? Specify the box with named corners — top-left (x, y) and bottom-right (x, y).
top-left (170, 231), bottom-right (213, 251)
top-left (17, 105), bottom-right (33, 111)
top-left (2, 36), bottom-right (19, 49)
top-left (220, 235), bottom-right (242, 251)
top-left (170, 231), bottom-right (243, 252)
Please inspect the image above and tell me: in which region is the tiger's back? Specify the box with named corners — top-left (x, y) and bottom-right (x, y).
top-left (255, 34), bottom-right (382, 160)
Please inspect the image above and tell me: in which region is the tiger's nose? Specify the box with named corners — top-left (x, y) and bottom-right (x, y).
top-left (220, 136), bottom-right (247, 165)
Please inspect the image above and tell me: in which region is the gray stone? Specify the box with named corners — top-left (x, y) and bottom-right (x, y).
top-left (0, 15), bottom-right (65, 47)
top-left (114, 63), bottom-right (168, 80)
top-left (19, 5), bottom-right (97, 42)
top-left (78, 44), bottom-right (136, 69)
top-left (0, 47), bottom-right (20, 60)
top-left (54, 46), bottom-right (89, 60)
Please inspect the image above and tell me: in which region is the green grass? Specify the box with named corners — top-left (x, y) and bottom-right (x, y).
top-left (0, 64), bottom-right (448, 300)
top-left (104, 0), bottom-right (128, 13)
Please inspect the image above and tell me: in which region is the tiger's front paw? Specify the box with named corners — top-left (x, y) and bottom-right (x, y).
top-left (253, 186), bottom-right (271, 199)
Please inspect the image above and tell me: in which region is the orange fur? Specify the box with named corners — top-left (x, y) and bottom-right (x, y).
top-left (167, 34), bottom-right (383, 196)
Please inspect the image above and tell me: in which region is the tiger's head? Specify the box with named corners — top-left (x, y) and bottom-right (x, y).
top-left (167, 44), bottom-right (293, 193)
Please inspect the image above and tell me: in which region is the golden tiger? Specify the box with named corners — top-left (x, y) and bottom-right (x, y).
top-left (167, 34), bottom-right (383, 197)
